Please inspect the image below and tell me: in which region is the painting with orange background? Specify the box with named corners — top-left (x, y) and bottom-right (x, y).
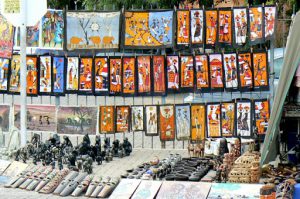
top-left (209, 54), bottom-right (224, 91)
top-left (264, 6), bottom-right (277, 41)
top-left (180, 55), bottom-right (194, 91)
top-left (26, 56), bottom-right (38, 95)
top-left (100, 106), bottom-right (115, 133)
top-left (167, 56), bottom-right (180, 92)
top-left (249, 6), bottom-right (264, 45)
top-left (195, 55), bottom-right (209, 92)
top-left (205, 9), bottom-right (218, 46)
top-left (153, 55), bottom-right (166, 95)
top-left (79, 57), bottom-right (93, 93)
top-left (109, 57), bottom-right (122, 95)
top-left (122, 57), bottom-right (136, 96)
top-left (94, 57), bottom-right (109, 95)
top-left (137, 56), bottom-right (151, 95)
top-left (159, 105), bottom-right (175, 141)
top-left (221, 102), bottom-right (235, 137)
top-left (238, 52), bottom-right (253, 90)
top-left (206, 103), bottom-right (221, 137)
top-left (177, 10), bottom-right (190, 46)
top-left (116, 106), bottom-right (130, 132)
top-left (191, 104), bottom-right (206, 141)
top-left (39, 56), bottom-right (52, 94)
top-left (253, 51), bottom-right (269, 90)
top-left (218, 9), bottom-right (232, 46)
top-left (254, 99), bottom-right (269, 135)
top-left (9, 55), bottom-right (21, 93)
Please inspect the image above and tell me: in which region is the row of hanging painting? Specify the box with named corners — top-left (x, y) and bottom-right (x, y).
top-left (0, 5), bottom-right (276, 58)
top-left (1, 51), bottom-right (268, 96)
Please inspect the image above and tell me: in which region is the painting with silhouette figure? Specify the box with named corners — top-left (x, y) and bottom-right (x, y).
top-left (195, 55), bottom-right (209, 92)
top-left (233, 8), bottom-right (248, 47)
top-left (236, 100), bottom-right (252, 137)
top-left (221, 102), bottom-right (235, 137)
top-left (109, 57), bottom-right (122, 95)
top-left (191, 104), bottom-right (206, 141)
top-left (209, 54), bottom-right (224, 91)
top-left (137, 56), bottom-right (151, 95)
top-left (180, 55), bottom-right (194, 92)
top-left (254, 99), bottom-right (269, 135)
top-left (145, 105), bottom-right (158, 136)
top-left (249, 6), bottom-right (264, 45)
top-left (79, 57), bottom-right (93, 94)
top-left (9, 55), bottom-right (21, 94)
top-left (218, 9), bottom-right (233, 46)
top-left (190, 9), bottom-right (204, 47)
top-left (238, 52), bottom-right (253, 91)
top-left (94, 57), bottom-right (109, 95)
top-left (206, 103), bottom-right (221, 138)
top-left (223, 53), bottom-right (238, 91)
top-left (177, 10), bottom-right (190, 46)
top-left (0, 14), bottom-right (14, 58)
top-left (131, 106), bottom-right (144, 132)
top-left (253, 51), bottom-right (269, 90)
top-left (152, 55), bottom-right (166, 95)
top-left (205, 9), bottom-right (218, 47)
top-left (39, 56), bottom-right (52, 94)
top-left (264, 6), bottom-right (277, 41)
top-left (26, 56), bottom-right (38, 95)
top-left (122, 57), bottom-right (136, 96)
top-left (175, 104), bottom-right (191, 140)
top-left (99, 106), bottom-right (115, 134)
top-left (167, 55), bottom-right (180, 92)
top-left (116, 106), bottom-right (130, 133)
top-left (52, 56), bottom-right (66, 95)
top-left (66, 57), bottom-right (79, 93)
top-left (159, 105), bottom-right (175, 141)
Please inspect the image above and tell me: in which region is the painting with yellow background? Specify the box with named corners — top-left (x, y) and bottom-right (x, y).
top-left (26, 56), bottom-right (38, 95)
top-left (253, 52), bottom-right (268, 88)
top-left (254, 100), bottom-right (269, 135)
top-left (191, 104), bottom-right (206, 141)
top-left (100, 106), bottom-right (115, 133)
top-left (177, 10), bottom-right (190, 45)
top-left (205, 10), bottom-right (217, 45)
top-left (218, 10), bottom-right (232, 45)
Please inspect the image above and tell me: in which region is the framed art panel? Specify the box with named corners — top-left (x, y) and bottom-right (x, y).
top-left (9, 54), bottom-right (21, 94)
top-left (79, 57), bottom-right (93, 94)
top-left (238, 52), bottom-right (253, 91)
top-left (205, 9), bottom-right (218, 48)
top-left (223, 53), bottom-right (238, 91)
top-left (122, 57), bottom-right (136, 96)
top-left (52, 56), bottom-right (66, 95)
top-left (218, 9), bottom-right (233, 46)
top-left (233, 7), bottom-right (248, 47)
top-left (145, 105), bottom-right (158, 136)
top-left (195, 54), bottom-right (210, 92)
top-left (0, 14), bottom-right (14, 58)
top-left (175, 104), bottom-right (191, 140)
top-left (209, 54), bottom-right (224, 92)
top-left (109, 57), bottom-right (122, 96)
top-left (26, 21), bottom-right (40, 48)
top-left (116, 106), bottom-right (130, 133)
top-left (236, 100), bottom-right (252, 137)
top-left (131, 106), bottom-right (144, 132)
top-left (191, 104), bottom-right (206, 141)
top-left (253, 51), bottom-right (269, 90)
top-left (254, 99), bottom-right (270, 135)
top-left (26, 56), bottom-right (38, 96)
top-left (190, 9), bottom-right (204, 47)
top-left (0, 105), bottom-right (10, 131)
top-left (137, 56), bottom-right (152, 96)
top-left (94, 57), bottom-right (109, 95)
top-left (249, 6), bottom-right (264, 45)
top-left (176, 10), bottom-right (190, 47)
top-left (206, 103), bottom-right (221, 138)
top-left (180, 55), bottom-right (194, 92)
top-left (264, 6), bottom-right (277, 41)
top-left (159, 105), bottom-right (175, 141)
top-left (152, 55), bottom-right (166, 96)
top-left (221, 102), bottom-right (235, 137)
top-left (39, 55), bottom-right (52, 95)
top-left (66, 57), bottom-right (79, 93)
top-left (99, 106), bottom-right (115, 134)
top-left (166, 55), bottom-right (180, 92)
top-left (0, 58), bottom-right (10, 92)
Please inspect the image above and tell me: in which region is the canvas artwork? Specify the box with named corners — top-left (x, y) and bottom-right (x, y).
top-left (236, 101), bottom-right (252, 137)
top-left (177, 10), bottom-right (190, 46)
top-left (9, 55), bottom-right (21, 93)
top-left (26, 21), bottom-right (40, 47)
top-left (214, 0), bottom-right (246, 8)
top-left (209, 54), bottom-right (224, 91)
top-left (94, 57), bottom-right (109, 95)
top-left (131, 180), bottom-right (162, 199)
top-left (116, 106), bottom-right (130, 133)
top-left (137, 56), bottom-right (151, 95)
top-left (190, 10), bottom-right (204, 46)
top-left (167, 55), bottom-right (179, 92)
top-left (221, 102), bottom-right (235, 137)
top-left (52, 56), bottom-right (65, 95)
top-left (41, 10), bottom-right (64, 49)
top-left (109, 57), bottom-right (122, 95)
top-left (39, 56), bottom-right (52, 94)
top-left (195, 55), bottom-right (209, 92)
top-left (218, 9), bottom-right (233, 46)
top-left (124, 10), bottom-right (174, 48)
top-left (145, 105), bottom-right (158, 136)
top-left (14, 105), bottom-right (56, 132)
top-left (26, 56), bottom-right (38, 95)
top-left (253, 51), bottom-right (268, 90)
top-left (159, 105), bottom-right (175, 141)
top-left (66, 57), bottom-right (79, 92)
top-left (254, 99), bottom-right (270, 135)
top-left (57, 106), bottom-right (97, 135)
top-left (79, 57), bottom-right (93, 93)
top-left (180, 56), bottom-right (194, 91)
top-left (191, 104), bottom-right (206, 141)
top-left (66, 11), bottom-right (120, 50)
top-left (131, 106), bottom-right (144, 132)
top-left (264, 6), bottom-right (276, 41)
top-left (0, 105), bottom-right (10, 131)
top-left (233, 8), bottom-right (248, 46)
top-left (205, 9), bottom-right (218, 46)
top-left (249, 7), bottom-right (264, 45)
top-left (238, 52), bottom-right (253, 90)
top-left (152, 55), bottom-right (166, 95)
top-left (0, 58), bottom-right (10, 92)
top-left (223, 53), bottom-right (238, 90)
top-left (109, 179), bottom-right (141, 199)
top-left (122, 57), bottom-right (136, 96)
top-left (0, 14), bottom-right (14, 58)
top-left (99, 106), bottom-right (115, 133)
top-left (2, 161), bottom-right (28, 177)
top-left (207, 104), bottom-right (221, 137)
top-left (175, 104), bottom-right (191, 140)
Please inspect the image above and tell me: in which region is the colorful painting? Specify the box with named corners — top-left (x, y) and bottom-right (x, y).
top-left (167, 55), bottom-right (179, 92)
top-left (214, 0), bottom-right (246, 8)
top-left (94, 57), bottom-right (109, 95)
top-left (159, 105), bottom-right (175, 141)
top-left (254, 99), bottom-right (269, 135)
top-left (122, 57), bottom-right (136, 96)
top-left (221, 102), bottom-right (235, 137)
top-left (131, 180), bottom-right (162, 199)
top-left (109, 179), bottom-right (141, 199)
top-left (99, 106), bottom-right (115, 133)
top-left (109, 57), bottom-right (122, 95)
top-left (9, 54), bottom-right (20, 93)
top-left (79, 57), bottom-right (93, 93)
top-left (264, 6), bottom-right (276, 41)
top-left (233, 8), bottom-right (248, 46)
top-left (66, 11), bottom-right (120, 50)
top-left (152, 55), bottom-right (166, 95)
top-left (191, 104), bottom-right (206, 141)
top-left (209, 54), bottom-right (224, 90)
top-left (238, 52), bottom-right (253, 90)
top-left (180, 56), bottom-right (194, 91)
top-left (57, 106), bottom-right (97, 135)
top-left (195, 55), bottom-right (209, 92)
top-left (177, 10), bottom-right (190, 46)
top-left (205, 9), bottom-right (218, 46)
top-left (41, 10), bottom-right (64, 49)
top-left (116, 106), bottom-right (130, 133)
top-left (145, 105), bottom-right (158, 136)
top-left (131, 106), bottom-right (144, 132)
top-left (39, 56), bottom-right (52, 94)
top-left (175, 104), bottom-right (191, 140)
top-left (26, 56), bottom-right (38, 95)
top-left (124, 10), bottom-right (174, 48)
top-left (137, 56), bottom-right (151, 95)
top-left (218, 9), bottom-right (232, 46)
top-left (249, 6), bottom-right (264, 45)
top-left (52, 56), bottom-right (65, 95)
top-left (0, 58), bottom-right (9, 92)
top-left (0, 14), bottom-right (14, 58)
top-left (207, 103), bottom-right (221, 137)
top-left (0, 105), bottom-right (10, 131)
top-left (236, 101), bottom-right (252, 137)
top-left (14, 105), bottom-right (56, 132)
top-left (26, 21), bottom-right (40, 47)
top-left (190, 10), bottom-right (204, 46)
top-left (223, 53), bottom-right (238, 90)
top-left (253, 51), bottom-right (268, 90)
top-left (66, 57), bottom-right (79, 92)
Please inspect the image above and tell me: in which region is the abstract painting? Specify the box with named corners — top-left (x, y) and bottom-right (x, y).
top-left (249, 6), bottom-right (264, 45)
top-left (116, 106), bottom-right (130, 133)
top-left (26, 56), bottom-right (38, 95)
top-left (131, 180), bottom-right (162, 199)
top-left (238, 52), bottom-right (253, 90)
top-left (14, 105), bottom-right (56, 132)
top-left (66, 11), bottom-right (120, 50)
top-left (205, 9), bottom-right (218, 47)
top-left (94, 57), bottom-right (109, 95)
top-left (52, 56), bottom-right (66, 95)
top-left (57, 106), bottom-right (97, 135)
top-left (66, 57), bottom-right (79, 93)
top-left (152, 55), bottom-right (166, 95)
top-left (9, 55), bottom-right (21, 93)
top-left (79, 57), bottom-right (93, 94)
top-left (137, 56), bottom-right (151, 95)
top-left (41, 9), bottom-right (64, 49)
top-left (39, 55), bottom-right (52, 94)
top-left (159, 105), bottom-right (175, 141)
top-left (264, 6), bottom-right (276, 41)
top-left (0, 58), bottom-right (9, 92)
top-left (109, 179), bottom-right (141, 199)
top-left (122, 57), bottom-right (136, 96)
top-left (195, 55), bottom-right (209, 92)
top-left (26, 21), bottom-right (40, 47)
top-left (99, 106), bottom-right (115, 134)
top-left (207, 103), bottom-right (221, 137)
top-left (167, 55), bottom-right (180, 92)
top-left (177, 10), bottom-right (190, 46)
top-left (218, 9), bottom-right (233, 46)
top-left (253, 51), bottom-right (269, 90)
top-left (131, 106), bottom-right (144, 132)
top-left (191, 104), bottom-right (206, 141)
top-left (145, 105), bottom-right (158, 136)
top-left (109, 57), bottom-right (122, 95)
top-left (180, 55), bottom-right (194, 92)
top-left (254, 99), bottom-right (269, 135)
top-left (175, 104), bottom-right (191, 140)
top-left (236, 100), bottom-right (252, 137)
top-left (0, 14), bottom-right (14, 58)
top-left (233, 8), bottom-right (248, 46)
top-left (223, 53), bottom-right (238, 90)
top-left (221, 102), bottom-right (235, 137)
top-left (124, 10), bottom-right (174, 48)
top-left (190, 9), bottom-right (204, 47)
top-left (209, 54), bottom-right (224, 91)
top-left (0, 105), bottom-right (10, 132)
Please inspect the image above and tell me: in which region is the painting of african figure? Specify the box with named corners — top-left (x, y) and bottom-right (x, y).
top-left (238, 52), bottom-right (253, 90)
top-left (0, 58), bottom-right (9, 92)
top-left (264, 6), bottom-right (276, 41)
top-left (79, 57), bottom-right (93, 93)
top-left (39, 56), bottom-right (52, 94)
top-left (99, 106), bottom-right (115, 133)
top-left (236, 101), bottom-right (252, 137)
top-left (177, 10), bottom-right (190, 45)
top-left (0, 14), bottom-right (14, 58)
top-left (124, 10), bottom-right (174, 48)
top-left (122, 57), bottom-right (136, 96)
top-left (218, 9), bottom-right (233, 46)
top-left (191, 104), bottom-right (206, 141)
top-left (26, 21), bottom-right (40, 47)
top-left (167, 55), bottom-right (179, 92)
top-left (116, 106), bottom-right (130, 133)
top-left (145, 105), bottom-right (158, 136)
top-left (137, 56), bottom-right (151, 95)
top-left (94, 57), bottom-right (109, 95)
top-left (249, 6), bottom-right (264, 45)
top-left (9, 55), bottom-right (21, 93)
top-left (254, 99), bottom-right (269, 135)
top-left (223, 53), bottom-right (238, 90)
top-left (233, 8), bottom-right (248, 46)
top-left (191, 10), bottom-right (204, 46)
top-left (52, 56), bottom-right (65, 95)
top-left (207, 103), bottom-right (221, 137)
top-left (205, 9), bottom-right (217, 46)
top-left (66, 57), bottom-right (79, 93)
top-left (26, 56), bottom-right (38, 95)
top-left (209, 54), bottom-right (224, 91)
top-left (159, 105), bottom-right (175, 141)
top-left (66, 11), bottom-right (120, 50)
top-left (175, 104), bottom-right (191, 140)
top-left (253, 51), bottom-right (268, 90)
top-left (109, 57), bottom-right (122, 95)
top-left (221, 102), bottom-right (235, 137)
top-left (152, 55), bottom-right (166, 95)
top-left (180, 56), bottom-right (194, 91)
top-left (131, 106), bottom-right (144, 132)
top-left (195, 55), bottom-right (209, 92)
